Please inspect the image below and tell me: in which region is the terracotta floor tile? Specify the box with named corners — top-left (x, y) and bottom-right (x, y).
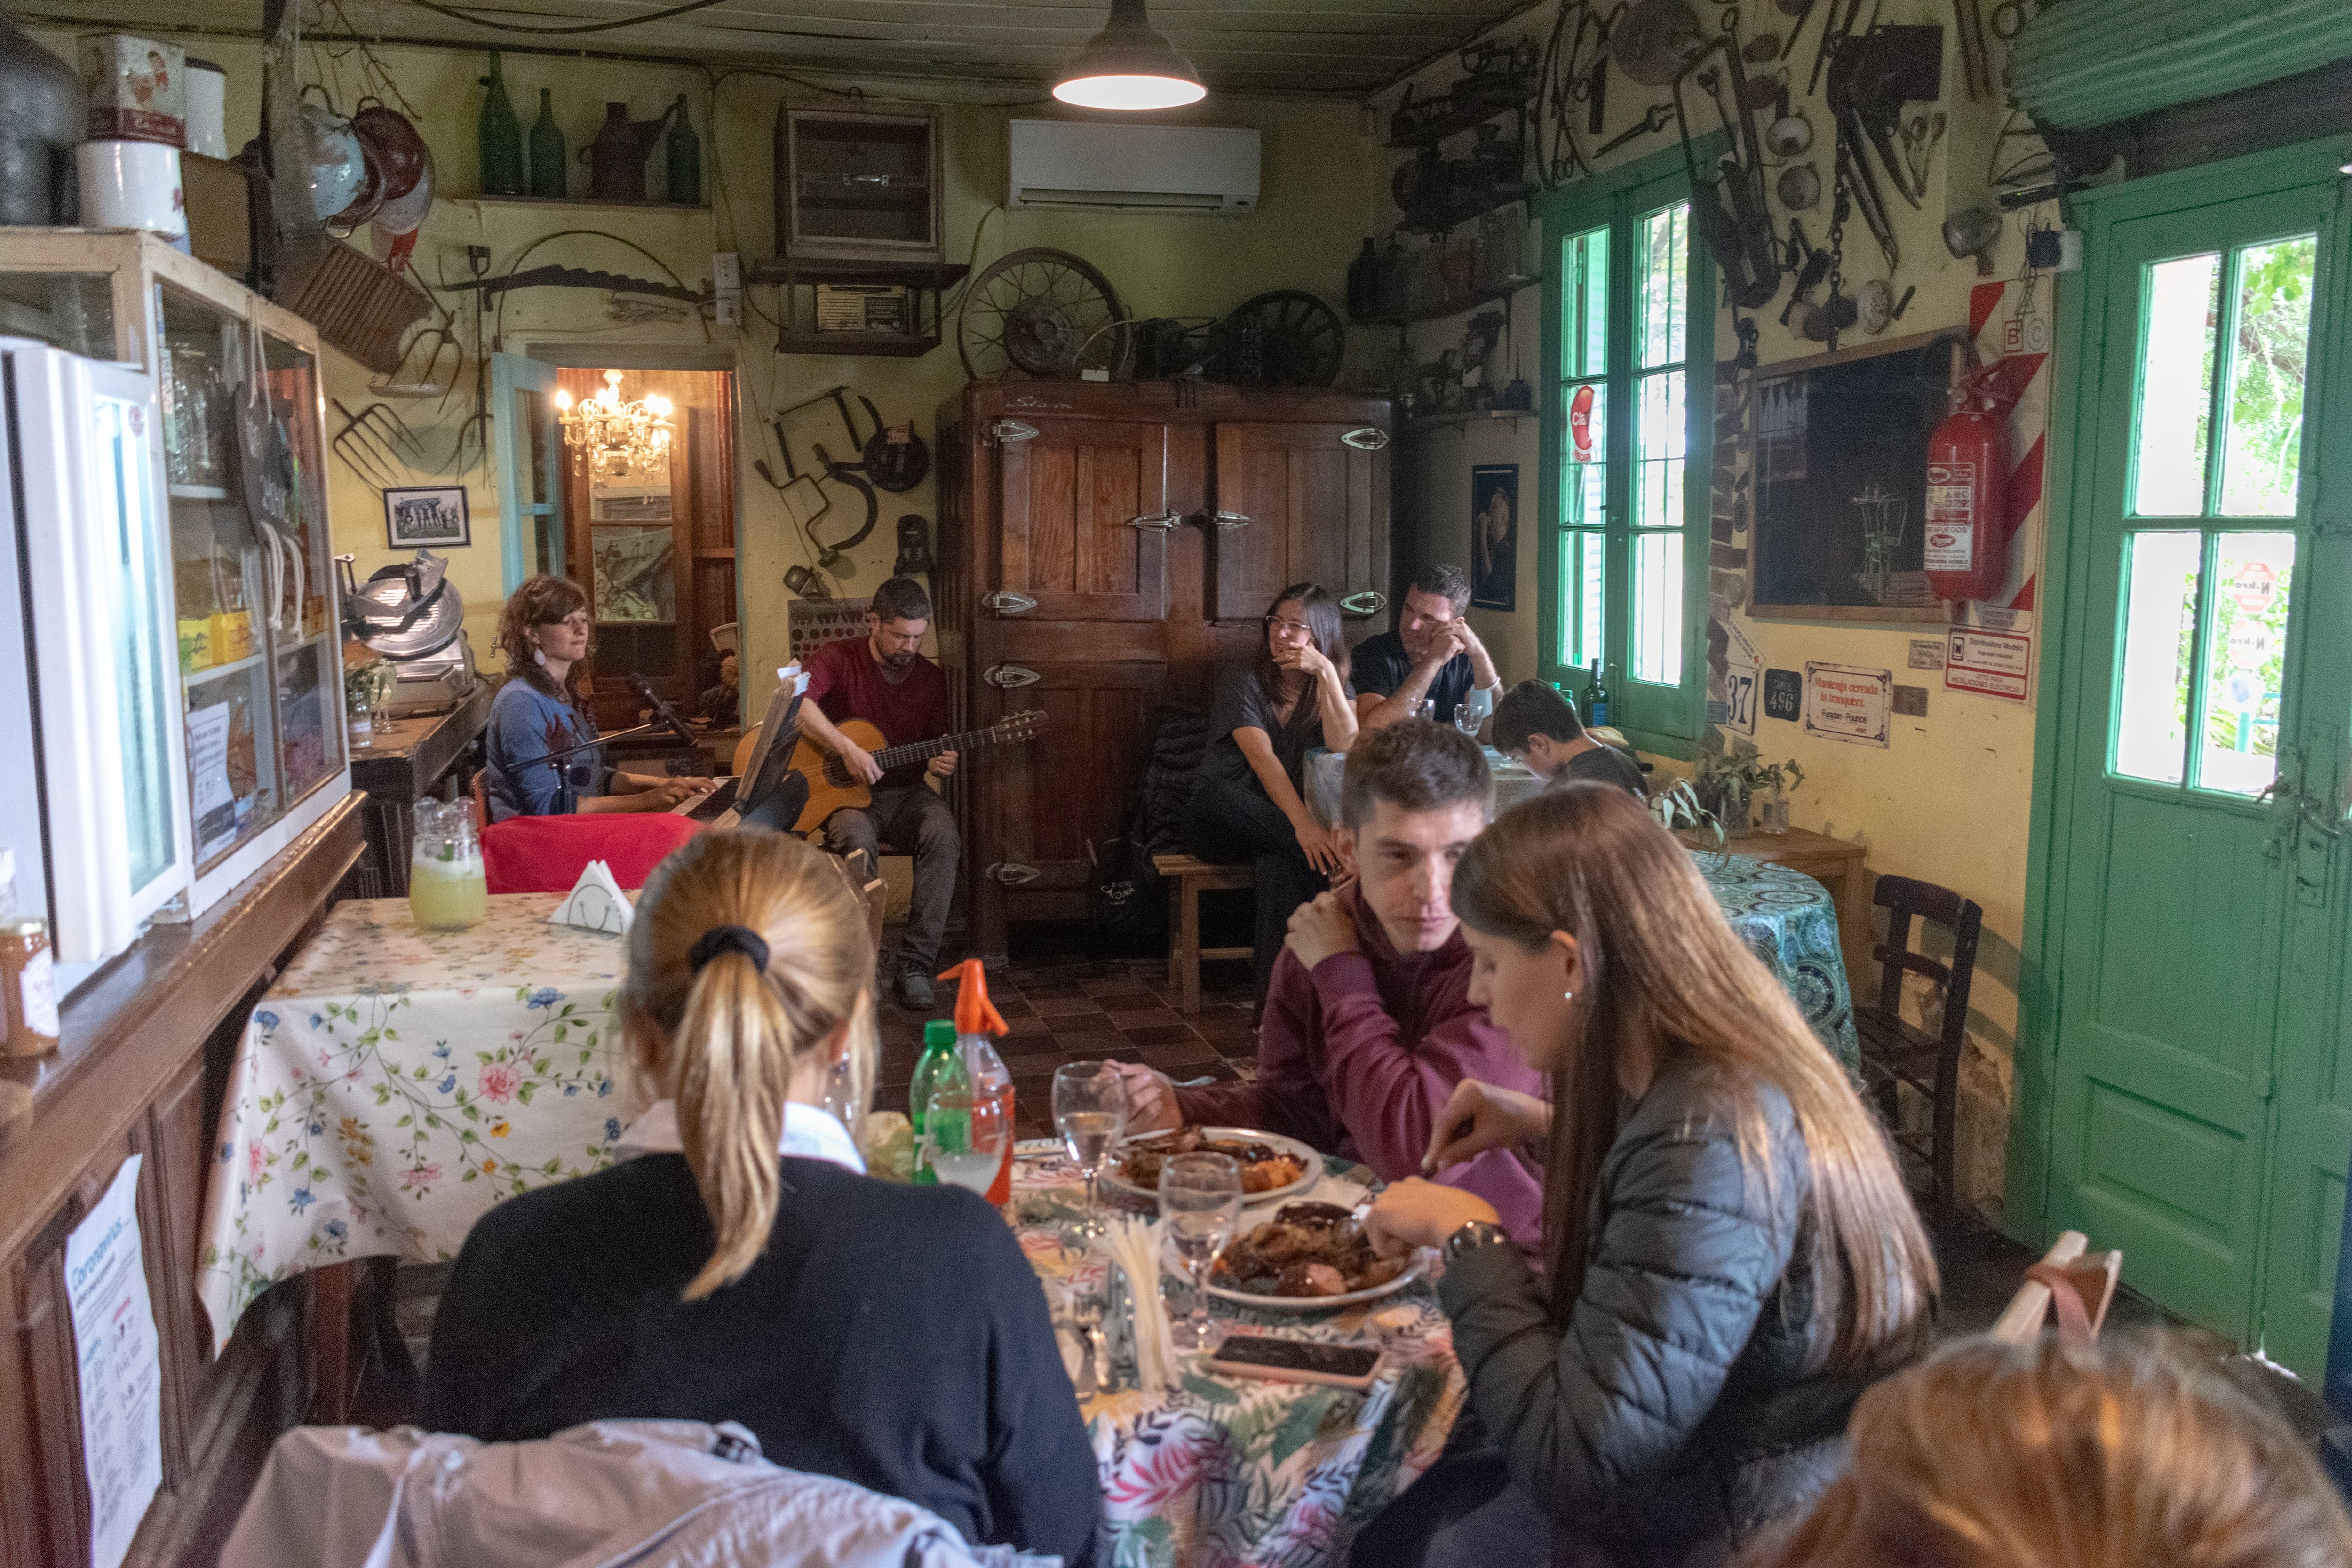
top-left (1003, 1014), bottom-right (1053, 1038)
top-left (1119, 1023), bottom-right (1201, 1047)
top-left (1136, 1042), bottom-right (1222, 1071)
top-left (1042, 1030), bottom-right (1125, 1057)
top-left (1031, 996), bottom-right (1108, 1019)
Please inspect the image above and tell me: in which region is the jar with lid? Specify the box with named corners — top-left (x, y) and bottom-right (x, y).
top-left (2, 919), bottom-right (60, 1057)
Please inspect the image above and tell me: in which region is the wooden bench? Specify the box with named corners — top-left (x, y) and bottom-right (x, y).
top-left (1152, 853), bottom-right (1255, 1014)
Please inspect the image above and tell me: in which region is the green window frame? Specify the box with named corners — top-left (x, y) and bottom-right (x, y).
top-left (1536, 146), bottom-right (1716, 756)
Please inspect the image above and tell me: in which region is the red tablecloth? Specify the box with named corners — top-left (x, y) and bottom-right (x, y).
top-left (481, 812), bottom-right (702, 893)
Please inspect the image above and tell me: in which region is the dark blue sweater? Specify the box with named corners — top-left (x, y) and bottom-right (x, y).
top-left (421, 1154), bottom-right (1100, 1564)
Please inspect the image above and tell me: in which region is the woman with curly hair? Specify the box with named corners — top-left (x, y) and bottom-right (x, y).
top-left (483, 575), bottom-right (706, 819)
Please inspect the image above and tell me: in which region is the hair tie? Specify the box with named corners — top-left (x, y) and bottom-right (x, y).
top-left (689, 924), bottom-right (770, 975)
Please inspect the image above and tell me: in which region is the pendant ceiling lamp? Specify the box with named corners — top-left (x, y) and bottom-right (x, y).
top-left (1052, 0), bottom-right (1206, 111)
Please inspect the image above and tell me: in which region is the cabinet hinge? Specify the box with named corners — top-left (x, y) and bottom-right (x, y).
top-left (1128, 512), bottom-right (1182, 533)
top-left (981, 589), bottom-right (1037, 616)
top-left (1340, 426), bottom-right (1390, 452)
top-left (984, 663), bottom-right (1041, 688)
top-left (989, 420), bottom-right (1039, 446)
top-left (1206, 509), bottom-right (1251, 529)
top-left (986, 861), bottom-right (1042, 886)
top-left (1339, 589), bottom-right (1387, 617)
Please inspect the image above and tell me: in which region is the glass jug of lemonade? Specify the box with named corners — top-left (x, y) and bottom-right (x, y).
top-left (410, 798), bottom-right (489, 931)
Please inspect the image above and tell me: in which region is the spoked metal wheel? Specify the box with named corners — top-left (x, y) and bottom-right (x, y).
top-left (958, 247), bottom-right (1130, 382)
top-left (1218, 290), bottom-right (1346, 388)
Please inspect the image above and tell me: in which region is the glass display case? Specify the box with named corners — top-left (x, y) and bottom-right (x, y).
top-left (0, 230), bottom-right (350, 923)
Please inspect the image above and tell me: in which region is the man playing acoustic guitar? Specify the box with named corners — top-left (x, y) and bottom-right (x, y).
top-left (795, 576), bottom-right (960, 1010)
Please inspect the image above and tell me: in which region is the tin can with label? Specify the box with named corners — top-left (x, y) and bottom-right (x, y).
top-left (1, 920), bottom-right (61, 1057)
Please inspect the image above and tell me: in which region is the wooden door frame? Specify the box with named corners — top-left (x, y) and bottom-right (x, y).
top-left (2015, 131), bottom-right (2352, 1254)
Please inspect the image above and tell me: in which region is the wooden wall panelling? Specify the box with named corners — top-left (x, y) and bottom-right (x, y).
top-left (998, 417), bottom-right (1171, 621)
top-left (0, 1257), bottom-right (38, 1565)
top-left (978, 656), bottom-right (1168, 918)
top-left (1209, 422), bottom-right (1388, 626)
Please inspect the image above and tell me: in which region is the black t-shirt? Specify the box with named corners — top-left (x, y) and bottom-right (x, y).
top-left (1200, 659), bottom-right (1352, 793)
top-left (420, 1154), bottom-right (1098, 1564)
top-left (1556, 742), bottom-right (1648, 798)
top-left (1350, 631), bottom-right (1475, 723)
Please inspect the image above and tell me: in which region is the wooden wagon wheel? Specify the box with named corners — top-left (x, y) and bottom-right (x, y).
top-left (1218, 289), bottom-right (1347, 388)
top-left (958, 247), bottom-right (1131, 382)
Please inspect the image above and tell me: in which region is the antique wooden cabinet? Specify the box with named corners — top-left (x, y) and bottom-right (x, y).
top-left (935, 380), bottom-right (1391, 962)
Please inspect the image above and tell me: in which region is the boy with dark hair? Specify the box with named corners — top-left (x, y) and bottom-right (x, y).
top-left (795, 575), bottom-right (959, 1008)
top-left (1352, 563), bottom-right (1503, 732)
top-left (1491, 678), bottom-right (1646, 798)
top-left (1113, 720), bottom-right (1544, 1246)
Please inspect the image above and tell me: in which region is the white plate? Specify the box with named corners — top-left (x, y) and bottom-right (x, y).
top-left (1100, 1126), bottom-right (1322, 1208)
top-left (1206, 1252), bottom-right (1429, 1313)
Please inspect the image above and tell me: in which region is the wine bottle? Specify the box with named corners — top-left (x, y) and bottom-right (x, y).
top-left (527, 88), bottom-right (565, 199)
top-left (664, 92), bottom-right (700, 206)
top-left (1581, 658), bottom-right (1611, 729)
top-left (477, 50), bottom-right (524, 197)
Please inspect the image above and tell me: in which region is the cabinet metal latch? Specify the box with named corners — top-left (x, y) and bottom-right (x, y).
top-left (989, 420), bottom-right (1039, 445)
top-left (1128, 512), bottom-right (1182, 533)
top-left (1208, 509), bottom-right (1251, 529)
top-left (986, 861), bottom-right (1043, 886)
top-left (1340, 426), bottom-right (1390, 452)
top-left (981, 589), bottom-right (1037, 615)
top-left (1339, 589), bottom-right (1388, 616)
top-left (984, 663), bottom-right (1041, 688)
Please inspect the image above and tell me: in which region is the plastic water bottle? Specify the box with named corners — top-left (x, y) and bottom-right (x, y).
top-left (939, 959), bottom-right (1016, 1205)
top-left (908, 1019), bottom-right (964, 1186)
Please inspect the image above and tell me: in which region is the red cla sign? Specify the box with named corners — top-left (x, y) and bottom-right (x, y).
top-left (2231, 561), bottom-right (2276, 614)
top-left (1569, 384), bottom-right (1595, 463)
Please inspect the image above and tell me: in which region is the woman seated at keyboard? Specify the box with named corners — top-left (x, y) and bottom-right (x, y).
top-left (421, 829), bottom-right (1099, 1563)
top-left (483, 576), bottom-right (708, 820)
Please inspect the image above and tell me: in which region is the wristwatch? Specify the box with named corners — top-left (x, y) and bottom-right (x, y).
top-left (1442, 1220), bottom-right (1511, 1266)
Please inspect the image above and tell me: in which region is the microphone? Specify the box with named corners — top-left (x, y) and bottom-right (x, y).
top-left (625, 673), bottom-right (701, 748)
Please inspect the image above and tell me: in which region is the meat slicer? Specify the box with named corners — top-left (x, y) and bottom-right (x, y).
top-left (337, 550), bottom-right (477, 715)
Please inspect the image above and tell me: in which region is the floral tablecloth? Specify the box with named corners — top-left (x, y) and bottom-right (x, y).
top-left (197, 895), bottom-right (641, 1352)
top-left (1708, 854), bottom-right (1859, 1068)
top-left (1011, 1149), bottom-right (1465, 1568)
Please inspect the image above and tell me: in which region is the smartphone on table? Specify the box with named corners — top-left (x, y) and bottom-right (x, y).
top-left (1203, 1335), bottom-right (1382, 1391)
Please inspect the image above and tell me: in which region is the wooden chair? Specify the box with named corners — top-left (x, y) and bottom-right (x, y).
top-left (1990, 1230), bottom-right (2123, 1342)
top-left (1152, 853), bottom-right (1255, 1014)
top-left (1858, 874), bottom-right (1984, 1229)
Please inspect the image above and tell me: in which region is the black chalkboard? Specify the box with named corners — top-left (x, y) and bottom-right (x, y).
top-left (1749, 331), bottom-right (1965, 621)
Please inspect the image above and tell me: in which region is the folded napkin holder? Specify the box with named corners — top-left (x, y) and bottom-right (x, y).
top-left (548, 860), bottom-right (633, 935)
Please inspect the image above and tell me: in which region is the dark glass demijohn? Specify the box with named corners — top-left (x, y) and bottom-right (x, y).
top-left (527, 88), bottom-right (564, 198)
top-left (583, 101), bottom-right (673, 203)
top-left (0, 8), bottom-right (82, 226)
top-left (1346, 238), bottom-right (1379, 323)
top-left (477, 50), bottom-right (524, 196)
top-left (663, 93), bottom-right (699, 206)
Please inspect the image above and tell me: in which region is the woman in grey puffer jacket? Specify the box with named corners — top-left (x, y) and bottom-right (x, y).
top-left (1357, 785), bottom-right (1939, 1568)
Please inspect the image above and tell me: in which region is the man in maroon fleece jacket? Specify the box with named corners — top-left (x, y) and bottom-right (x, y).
top-left (1114, 721), bottom-right (1546, 1247)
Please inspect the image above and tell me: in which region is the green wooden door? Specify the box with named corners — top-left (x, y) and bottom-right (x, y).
top-left (2049, 145), bottom-right (2347, 1362)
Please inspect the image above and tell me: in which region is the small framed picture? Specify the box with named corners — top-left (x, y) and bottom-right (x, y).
top-left (1470, 463), bottom-right (1518, 612)
top-left (383, 485), bottom-right (471, 549)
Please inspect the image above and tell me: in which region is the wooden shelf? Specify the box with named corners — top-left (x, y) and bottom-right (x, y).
top-left (1358, 273), bottom-right (1540, 327)
top-left (776, 329), bottom-right (940, 358)
top-left (1387, 98), bottom-right (1526, 151)
top-left (1398, 183), bottom-right (1537, 236)
top-left (749, 257), bottom-right (969, 288)
top-left (1401, 408), bottom-right (1536, 437)
top-left (463, 194), bottom-right (709, 214)
top-left (184, 649), bottom-right (262, 685)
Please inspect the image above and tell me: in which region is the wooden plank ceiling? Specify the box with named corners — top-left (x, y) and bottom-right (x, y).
top-left (37, 0), bottom-right (1532, 96)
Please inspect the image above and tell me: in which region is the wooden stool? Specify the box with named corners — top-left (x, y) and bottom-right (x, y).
top-left (1152, 853), bottom-right (1254, 1014)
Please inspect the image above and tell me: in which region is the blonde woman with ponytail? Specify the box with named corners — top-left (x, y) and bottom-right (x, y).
top-left (421, 830), bottom-right (1097, 1564)
top-left (1354, 784), bottom-right (1938, 1568)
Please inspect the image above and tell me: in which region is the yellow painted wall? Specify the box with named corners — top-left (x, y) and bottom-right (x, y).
top-left (31, 24), bottom-right (1379, 703)
top-left (1371, 0), bottom-right (2064, 1221)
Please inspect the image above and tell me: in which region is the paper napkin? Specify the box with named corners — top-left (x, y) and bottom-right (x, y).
top-left (548, 860), bottom-right (633, 935)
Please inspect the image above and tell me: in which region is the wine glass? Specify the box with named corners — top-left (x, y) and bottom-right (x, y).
top-left (1053, 1061), bottom-right (1127, 1244)
top-left (1453, 705), bottom-right (1484, 742)
top-left (1159, 1151), bottom-right (1243, 1353)
top-left (923, 1085), bottom-right (1010, 1199)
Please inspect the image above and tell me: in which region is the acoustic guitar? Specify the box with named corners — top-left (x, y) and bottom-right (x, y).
top-left (789, 709), bottom-right (1049, 833)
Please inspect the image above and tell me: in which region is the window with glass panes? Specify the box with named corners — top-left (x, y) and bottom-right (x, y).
top-left (1541, 153), bottom-right (1712, 751)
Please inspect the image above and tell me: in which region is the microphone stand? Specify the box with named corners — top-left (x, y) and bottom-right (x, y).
top-left (537, 722), bottom-right (670, 814)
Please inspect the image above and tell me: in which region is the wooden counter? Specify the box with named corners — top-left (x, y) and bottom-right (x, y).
top-left (0, 794), bottom-right (366, 1568)
top-left (347, 682), bottom-right (495, 897)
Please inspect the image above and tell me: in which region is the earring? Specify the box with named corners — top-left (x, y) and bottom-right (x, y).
top-left (1563, 988), bottom-right (1576, 1002)
top-left (533, 647), bottom-right (548, 666)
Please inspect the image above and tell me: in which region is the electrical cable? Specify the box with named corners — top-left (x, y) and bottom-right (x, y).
top-left (395, 0), bottom-right (737, 38)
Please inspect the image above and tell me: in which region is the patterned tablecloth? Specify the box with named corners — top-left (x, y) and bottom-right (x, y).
top-left (1708, 854), bottom-right (1859, 1068)
top-left (1011, 1149), bottom-right (1464, 1568)
top-left (197, 895), bottom-right (641, 1352)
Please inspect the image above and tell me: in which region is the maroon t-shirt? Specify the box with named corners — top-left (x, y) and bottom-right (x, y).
top-left (801, 635), bottom-right (952, 788)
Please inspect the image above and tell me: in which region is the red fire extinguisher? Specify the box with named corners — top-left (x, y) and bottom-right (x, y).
top-left (1923, 368), bottom-right (2020, 603)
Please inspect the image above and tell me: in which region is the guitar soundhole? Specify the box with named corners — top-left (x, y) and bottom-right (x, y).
top-left (825, 757), bottom-right (851, 787)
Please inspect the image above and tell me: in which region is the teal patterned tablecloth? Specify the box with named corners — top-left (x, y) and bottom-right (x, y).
top-left (196, 895), bottom-right (640, 1352)
top-left (1706, 853), bottom-right (1859, 1068)
top-left (1010, 1148), bottom-right (1465, 1568)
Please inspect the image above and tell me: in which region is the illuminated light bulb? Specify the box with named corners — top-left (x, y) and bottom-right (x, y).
top-left (1053, 0), bottom-right (1204, 111)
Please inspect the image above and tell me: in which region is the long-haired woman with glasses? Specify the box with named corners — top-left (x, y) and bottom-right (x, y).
top-left (1181, 582), bottom-right (1358, 993)
top-left (483, 575), bottom-right (707, 818)
top-left (1356, 783), bottom-right (1938, 1568)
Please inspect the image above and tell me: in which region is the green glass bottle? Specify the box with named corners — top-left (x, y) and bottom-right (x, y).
top-left (527, 87), bottom-right (565, 199)
top-left (477, 50), bottom-right (524, 197)
top-left (664, 92), bottom-right (700, 206)
top-left (908, 1019), bottom-right (966, 1186)
top-left (1581, 657), bottom-right (1611, 729)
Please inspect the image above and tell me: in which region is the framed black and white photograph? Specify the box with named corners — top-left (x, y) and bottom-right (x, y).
top-left (1470, 463), bottom-right (1518, 612)
top-left (382, 486), bottom-right (471, 549)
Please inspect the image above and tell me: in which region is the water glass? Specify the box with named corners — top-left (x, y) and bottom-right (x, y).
top-left (923, 1085), bottom-right (1010, 1198)
top-left (1453, 706), bottom-right (1484, 741)
top-left (1159, 1151), bottom-right (1243, 1352)
top-left (1054, 1061), bottom-right (1128, 1244)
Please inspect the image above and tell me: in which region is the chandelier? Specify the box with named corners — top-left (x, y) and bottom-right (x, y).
top-left (553, 370), bottom-right (674, 472)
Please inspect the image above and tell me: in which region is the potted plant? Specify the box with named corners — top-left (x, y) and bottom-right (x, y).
top-left (1694, 749), bottom-right (1804, 836)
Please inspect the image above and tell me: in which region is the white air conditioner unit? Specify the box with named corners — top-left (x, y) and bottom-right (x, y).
top-left (1008, 120), bottom-right (1260, 214)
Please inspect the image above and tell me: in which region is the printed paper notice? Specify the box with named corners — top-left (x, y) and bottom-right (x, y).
top-left (1802, 663), bottom-right (1892, 748)
top-left (66, 1155), bottom-right (162, 1568)
top-left (1947, 628), bottom-right (2034, 703)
